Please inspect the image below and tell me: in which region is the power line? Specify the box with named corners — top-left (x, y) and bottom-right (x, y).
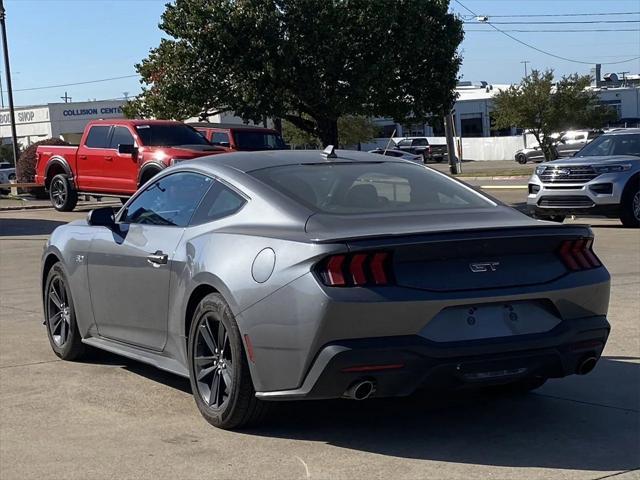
top-left (454, 0), bottom-right (640, 65)
top-left (465, 28), bottom-right (640, 33)
top-left (4, 74), bottom-right (139, 93)
top-left (463, 20), bottom-right (640, 24)
top-left (484, 11), bottom-right (640, 18)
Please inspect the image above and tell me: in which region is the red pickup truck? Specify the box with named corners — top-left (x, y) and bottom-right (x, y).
top-left (35, 119), bottom-right (222, 211)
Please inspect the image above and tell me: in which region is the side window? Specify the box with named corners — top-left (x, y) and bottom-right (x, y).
top-left (85, 126), bottom-right (111, 148)
top-left (412, 138), bottom-right (428, 146)
top-left (110, 126), bottom-right (135, 149)
top-left (123, 173), bottom-right (213, 227)
top-left (212, 132), bottom-right (230, 144)
top-left (190, 181), bottom-right (246, 225)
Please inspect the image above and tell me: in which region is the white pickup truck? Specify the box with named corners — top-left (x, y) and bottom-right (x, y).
top-left (0, 161), bottom-right (16, 193)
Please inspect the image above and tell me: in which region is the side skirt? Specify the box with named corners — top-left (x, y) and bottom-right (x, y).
top-left (82, 336), bottom-right (189, 378)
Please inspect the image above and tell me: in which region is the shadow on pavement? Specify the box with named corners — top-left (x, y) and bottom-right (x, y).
top-left (85, 348), bottom-right (639, 472)
top-left (244, 357), bottom-right (639, 472)
top-left (0, 218), bottom-right (66, 236)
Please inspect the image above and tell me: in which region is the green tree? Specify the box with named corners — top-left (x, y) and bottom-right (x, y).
top-left (283, 115), bottom-right (377, 148)
top-left (492, 69), bottom-right (616, 161)
top-left (125, 0), bottom-right (463, 146)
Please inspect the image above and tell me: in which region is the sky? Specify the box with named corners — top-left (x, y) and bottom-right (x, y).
top-left (2, 0), bottom-right (639, 107)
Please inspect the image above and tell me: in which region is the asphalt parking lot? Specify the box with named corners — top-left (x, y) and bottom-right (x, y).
top-left (0, 194), bottom-right (638, 480)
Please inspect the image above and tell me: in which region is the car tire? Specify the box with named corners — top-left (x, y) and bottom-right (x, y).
top-left (620, 182), bottom-right (640, 228)
top-left (188, 293), bottom-right (269, 429)
top-left (49, 174), bottom-right (78, 212)
top-left (516, 154), bottom-right (527, 164)
top-left (44, 262), bottom-right (86, 361)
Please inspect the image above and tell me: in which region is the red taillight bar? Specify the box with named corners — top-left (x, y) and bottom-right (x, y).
top-left (559, 238), bottom-right (601, 271)
top-left (319, 251), bottom-right (393, 287)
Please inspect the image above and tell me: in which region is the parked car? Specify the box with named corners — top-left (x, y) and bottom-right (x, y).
top-left (394, 137), bottom-right (448, 163)
top-left (190, 123), bottom-right (288, 151)
top-left (514, 130), bottom-right (602, 164)
top-left (527, 128), bottom-right (640, 227)
top-left (0, 161), bottom-right (16, 194)
top-left (368, 148), bottom-right (422, 162)
top-left (35, 120), bottom-right (223, 211)
top-left (42, 147), bottom-right (610, 429)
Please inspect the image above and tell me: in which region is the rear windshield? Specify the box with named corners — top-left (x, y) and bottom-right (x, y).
top-left (250, 162), bottom-right (494, 214)
top-left (135, 124), bottom-right (209, 147)
top-left (233, 131), bottom-right (287, 150)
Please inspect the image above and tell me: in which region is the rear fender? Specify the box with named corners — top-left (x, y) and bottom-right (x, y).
top-left (44, 156), bottom-right (74, 188)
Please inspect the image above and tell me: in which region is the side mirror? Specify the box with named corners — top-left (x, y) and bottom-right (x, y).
top-left (118, 144), bottom-right (137, 155)
top-left (87, 207), bottom-right (116, 228)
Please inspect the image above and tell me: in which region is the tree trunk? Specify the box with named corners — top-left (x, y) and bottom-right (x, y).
top-left (273, 118), bottom-right (282, 134)
top-left (316, 118), bottom-right (339, 147)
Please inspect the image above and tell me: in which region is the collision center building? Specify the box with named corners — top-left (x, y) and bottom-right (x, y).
top-left (0, 99), bottom-right (126, 147)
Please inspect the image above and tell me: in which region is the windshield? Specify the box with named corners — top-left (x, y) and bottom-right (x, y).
top-left (250, 162), bottom-right (494, 215)
top-left (135, 124), bottom-right (209, 147)
top-left (233, 131), bottom-right (287, 150)
top-left (575, 132), bottom-right (640, 157)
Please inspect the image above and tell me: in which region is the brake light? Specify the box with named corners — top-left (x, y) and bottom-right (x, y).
top-left (318, 252), bottom-right (394, 287)
top-left (559, 238), bottom-right (601, 271)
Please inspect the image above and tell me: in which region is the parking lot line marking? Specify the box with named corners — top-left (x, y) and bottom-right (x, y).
top-left (295, 456), bottom-right (311, 479)
top-left (480, 185), bottom-right (528, 189)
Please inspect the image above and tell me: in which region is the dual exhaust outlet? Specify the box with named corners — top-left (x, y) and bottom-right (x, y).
top-left (342, 355), bottom-right (597, 400)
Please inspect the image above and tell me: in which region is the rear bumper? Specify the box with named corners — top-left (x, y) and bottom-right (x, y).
top-left (256, 315), bottom-right (610, 400)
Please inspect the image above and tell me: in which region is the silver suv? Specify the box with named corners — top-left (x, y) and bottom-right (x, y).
top-left (527, 129), bottom-right (640, 228)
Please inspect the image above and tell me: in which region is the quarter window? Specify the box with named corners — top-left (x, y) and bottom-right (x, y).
top-left (109, 126), bottom-right (135, 149)
top-left (190, 181), bottom-right (246, 225)
top-left (85, 126), bottom-right (111, 148)
top-left (123, 173), bottom-right (213, 227)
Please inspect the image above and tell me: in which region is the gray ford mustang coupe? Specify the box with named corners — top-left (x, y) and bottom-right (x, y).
top-left (42, 148), bottom-right (611, 429)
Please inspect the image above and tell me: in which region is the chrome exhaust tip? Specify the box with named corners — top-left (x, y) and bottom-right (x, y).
top-left (343, 380), bottom-right (376, 400)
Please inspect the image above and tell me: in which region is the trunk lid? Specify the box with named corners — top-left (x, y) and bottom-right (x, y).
top-left (307, 209), bottom-right (591, 291)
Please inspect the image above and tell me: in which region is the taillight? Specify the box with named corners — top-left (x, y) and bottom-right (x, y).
top-left (318, 252), bottom-right (394, 287)
top-left (559, 238), bottom-right (601, 271)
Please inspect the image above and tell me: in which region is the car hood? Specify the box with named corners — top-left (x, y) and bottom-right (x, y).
top-left (147, 145), bottom-right (225, 159)
top-left (545, 155), bottom-right (639, 166)
top-left (305, 206), bottom-right (550, 242)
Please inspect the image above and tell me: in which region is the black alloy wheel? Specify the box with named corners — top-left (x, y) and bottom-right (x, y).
top-left (194, 313), bottom-right (233, 409)
top-left (49, 174), bottom-right (78, 212)
top-left (188, 293), bottom-right (269, 429)
top-left (44, 262), bottom-right (85, 360)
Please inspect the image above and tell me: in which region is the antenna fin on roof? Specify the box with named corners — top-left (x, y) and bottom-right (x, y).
top-left (322, 145), bottom-right (337, 159)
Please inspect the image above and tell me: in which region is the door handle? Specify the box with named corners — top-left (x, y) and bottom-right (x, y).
top-left (146, 250), bottom-right (168, 267)
top-left (79, 155), bottom-right (87, 160)
top-left (105, 156), bottom-right (113, 161)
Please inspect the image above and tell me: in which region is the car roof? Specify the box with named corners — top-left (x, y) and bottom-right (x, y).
top-left (187, 122), bottom-right (278, 132)
top-left (602, 128), bottom-right (640, 136)
top-left (86, 119), bottom-right (186, 127)
top-left (185, 149), bottom-right (407, 173)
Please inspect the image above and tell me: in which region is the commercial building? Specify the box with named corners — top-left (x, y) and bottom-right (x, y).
top-left (0, 99), bottom-right (126, 147)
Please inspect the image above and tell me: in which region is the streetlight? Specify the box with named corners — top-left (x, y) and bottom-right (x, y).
top-left (0, 0), bottom-right (20, 169)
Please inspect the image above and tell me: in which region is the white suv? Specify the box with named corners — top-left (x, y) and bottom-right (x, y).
top-left (527, 129), bottom-right (640, 228)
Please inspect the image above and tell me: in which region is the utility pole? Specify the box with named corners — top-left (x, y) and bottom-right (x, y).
top-left (0, 0), bottom-right (19, 168)
top-left (0, 69), bottom-right (4, 108)
top-left (60, 91), bottom-right (72, 103)
top-left (444, 112), bottom-right (460, 175)
top-left (520, 60), bottom-right (530, 78)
